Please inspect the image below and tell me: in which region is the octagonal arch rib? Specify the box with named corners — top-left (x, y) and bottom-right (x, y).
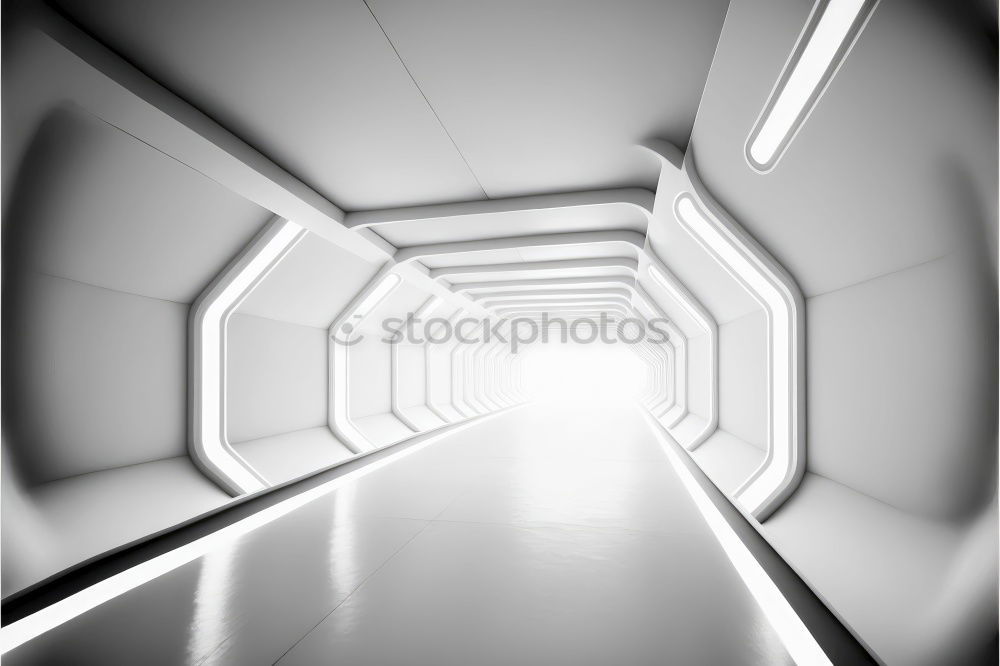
top-left (640, 250), bottom-right (719, 453)
top-left (394, 230), bottom-right (646, 266)
top-left (477, 287), bottom-right (634, 307)
top-left (644, 140), bottom-right (806, 522)
top-left (455, 276), bottom-right (639, 294)
top-left (190, 217), bottom-right (307, 496)
top-left (493, 298), bottom-right (634, 314)
top-left (328, 265), bottom-right (404, 454)
top-left (429, 257), bottom-right (640, 282)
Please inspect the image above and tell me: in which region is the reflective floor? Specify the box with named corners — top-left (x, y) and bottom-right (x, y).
top-left (7, 402), bottom-right (793, 665)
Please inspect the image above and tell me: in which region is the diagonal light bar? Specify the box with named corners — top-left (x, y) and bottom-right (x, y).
top-left (747, 0), bottom-right (879, 171)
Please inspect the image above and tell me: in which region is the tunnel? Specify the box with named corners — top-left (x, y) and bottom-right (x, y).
top-left (1, 1), bottom-right (997, 664)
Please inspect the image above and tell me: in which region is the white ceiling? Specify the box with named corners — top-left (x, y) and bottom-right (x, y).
top-left (52, 0), bottom-right (729, 211)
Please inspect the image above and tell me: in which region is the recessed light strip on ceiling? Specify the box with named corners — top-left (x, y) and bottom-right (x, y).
top-left (746, 0), bottom-right (879, 172)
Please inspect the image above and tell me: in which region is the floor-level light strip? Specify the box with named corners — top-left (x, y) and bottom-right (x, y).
top-left (641, 410), bottom-right (833, 666)
top-left (0, 411), bottom-right (513, 655)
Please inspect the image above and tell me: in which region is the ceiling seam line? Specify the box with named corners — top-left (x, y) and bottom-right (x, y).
top-left (361, 0), bottom-right (491, 200)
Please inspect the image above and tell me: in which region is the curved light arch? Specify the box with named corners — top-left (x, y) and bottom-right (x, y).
top-left (431, 257), bottom-right (639, 281)
top-left (478, 287), bottom-right (633, 307)
top-left (190, 217), bottom-right (306, 496)
top-left (394, 230), bottom-right (646, 266)
top-left (328, 266), bottom-right (403, 453)
top-left (457, 276), bottom-right (638, 294)
top-left (674, 167), bottom-right (806, 522)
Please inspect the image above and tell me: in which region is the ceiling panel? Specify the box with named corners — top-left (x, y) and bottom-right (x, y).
top-left (237, 233), bottom-right (382, 328)
top-left (368, 0), bottom-right (729, 198)
top-left (53, 0), bottom-right (728, 209)
top-left (52, 0), bottom-right (487, 210)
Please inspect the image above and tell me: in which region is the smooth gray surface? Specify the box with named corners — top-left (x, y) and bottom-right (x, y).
top-left (366, 0), bottom-right (729, 200)
top-left (5, 273), bottom-right (189, 482)
top-left (765, 471), bottom-right (996, 666)
top-left (805, 253), bottom-right (996, 520)
top-left (718, 309), bottom-right (767, 452)
top-left (30, 457), bottom-right (231, 578)
top-left (50, 0), bottom-right (487, 210)
top-left (226, 314), bottom-right (329, 444)
top-left (233, 427), bottom-right (354, 487)
top-left (690, 0), bottom-right (998, 297)
top-left (51, 0), bottom-right (728, 209)
top-left (7, 403), bottom-right (793, 666)
top-left (691, 429), bottom-right (766, 496)
top-left (236, 233), bottom-right (381, 329)
top-left (348, 338), bottom-right (393, 420)
top-left (6, 105), bottom-right (269, 304)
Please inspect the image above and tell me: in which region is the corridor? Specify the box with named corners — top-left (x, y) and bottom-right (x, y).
top-left (6, 402), bottom-right (793, 665)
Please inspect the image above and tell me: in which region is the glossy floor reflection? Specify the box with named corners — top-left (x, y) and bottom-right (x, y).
top-left (7, 402), bottom-right (794, 665)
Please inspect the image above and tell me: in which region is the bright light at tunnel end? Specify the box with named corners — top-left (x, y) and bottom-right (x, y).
top-left (521, 335), bottom-right (648, 404)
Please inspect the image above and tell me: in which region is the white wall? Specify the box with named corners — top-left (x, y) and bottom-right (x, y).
top-left (226, 314), bottom-right (328, 443)
top-left (685, 0), bottom-right (998, 661)
top-left (716, 309), bottom-right (767, 452)
top-left (1, 105), bottom-right (269, 593)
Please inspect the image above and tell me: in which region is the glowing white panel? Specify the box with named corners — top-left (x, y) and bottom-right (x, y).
top-left (747, 0), bottom-right (878, 171)
top-left (673, 193), bottom-right (804, 521)
top-left (190, 218), bottom-right (306, 495)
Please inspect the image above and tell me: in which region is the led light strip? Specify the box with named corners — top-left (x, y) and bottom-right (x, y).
top-left (190, 218), bottom-right (307, 495)
top-left (746, 0), bottom-right (879, 172)
top-left (0, 412), bottom-right (513, 655)
top-left (642, 411), bottom-right (833, 666)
